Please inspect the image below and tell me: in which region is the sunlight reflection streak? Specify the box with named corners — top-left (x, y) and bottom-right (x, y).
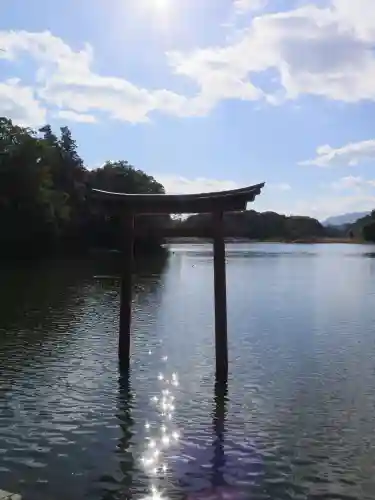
top-left (140, 351), bottom-right (181, 500)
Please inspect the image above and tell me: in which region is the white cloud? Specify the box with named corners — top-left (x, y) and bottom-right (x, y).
top-left (154, 174), bottom-right (373, 220)
top-left (331, 176), bottom-right (375, 190)
top-left (331, 176), bottom-right (365, 190)
top-left (57, 110), bottom-right (96, 123)
top-left (267, 182), bottom-right (291, 191)
top-left (0, 78), bottom-right (46, 127)
top-left (300, 139), bottom-right (375, 167)
top-left (154, 175), bottom-right (240, 194)
top-left (234, 0), bottom-right (267, 14)
top-left (168, 1), bottom-right (375, 107)
top-left (257, 192), bottom-right (375, 220)
top-left (333, 0), bottom-right (375, 42)
top-left (1, 0), bottom-right (375, 125)
top-left (296, 171), bottom-right (375, 219)
top-left (0, 30), bottom-right (189, 124)
top-left (299, 194), bottom-right (375, 220)
top-left (40, 73), bottom-right (189, 123)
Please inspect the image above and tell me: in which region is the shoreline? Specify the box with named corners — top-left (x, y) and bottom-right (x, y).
top-left (165, 237), bottom-right (365, 245)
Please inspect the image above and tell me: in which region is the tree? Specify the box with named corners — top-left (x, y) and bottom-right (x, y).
top-left (174, 209), bottom-right (326, 241)
top-left (363, 222), bottom-right (375, 242)
top-left (89, 161), bottom-right (164, 194)
top-left (0, 117), bottom-right (167, 257)
top-left (88, 161), bottom-right (168, 253)
top-left (0, 118), bottom-right (65, 254)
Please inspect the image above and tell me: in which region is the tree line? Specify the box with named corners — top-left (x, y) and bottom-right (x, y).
top-left (0, 117), bottom-right (166, 258)
top-left (345, 211), bottom-right (375, 242)
top-left (3, 113), bottom-right (375, 254)
top-left (173, 210), bottom-right (327, 241)
top-left (173, 209), bottom-right (375, 242)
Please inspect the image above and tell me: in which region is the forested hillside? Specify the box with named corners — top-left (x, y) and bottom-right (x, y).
top-left (347, 212), bottom-right (375, 242)
top-left (0, 117), bottom-right (166, 257)
top-left (3, 114), bottom-right (374, 254)
top-left (173, 210), bottom-right (326, 241)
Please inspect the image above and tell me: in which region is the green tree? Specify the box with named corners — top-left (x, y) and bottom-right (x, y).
top-left (0, 117), bottom-right (167, 257)
top-left (88, 161), bottom-right (167, 253)
top-left (363, 222), bottom-right (375, 242)
top-left (0, 118), bottom-right (64, 254)
top-left (89, 161), bottom-right (164, 194)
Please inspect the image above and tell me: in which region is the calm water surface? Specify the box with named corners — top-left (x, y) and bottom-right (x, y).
top-left (1, 244), bottom-right (375, 500)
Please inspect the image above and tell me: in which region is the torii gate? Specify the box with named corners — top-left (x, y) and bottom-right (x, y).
top-left (93, 182), bottom-right (265, 383)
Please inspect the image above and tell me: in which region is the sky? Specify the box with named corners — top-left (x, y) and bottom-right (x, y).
top-left (1, 0), bottom-right (375, 220)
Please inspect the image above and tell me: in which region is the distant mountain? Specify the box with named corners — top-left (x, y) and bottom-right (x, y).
top-left (322, 212), bottom-right (370, 227)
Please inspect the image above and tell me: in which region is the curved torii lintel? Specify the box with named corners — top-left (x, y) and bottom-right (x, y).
top-left (92, 182), bottom-right (265, 214)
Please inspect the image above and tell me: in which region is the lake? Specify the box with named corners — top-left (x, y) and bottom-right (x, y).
top-left (1, 243), bottom-right (375, 500)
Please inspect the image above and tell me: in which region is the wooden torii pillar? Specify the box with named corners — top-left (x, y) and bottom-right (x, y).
top-left (93, 183), bottom-right (264, 383)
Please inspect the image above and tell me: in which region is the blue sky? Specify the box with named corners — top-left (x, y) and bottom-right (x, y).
top-left (1, 0), bottom-right (375, 219)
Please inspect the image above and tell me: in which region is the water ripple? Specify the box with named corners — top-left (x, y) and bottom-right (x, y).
top-left (1, 248), bottom-right (375, 499)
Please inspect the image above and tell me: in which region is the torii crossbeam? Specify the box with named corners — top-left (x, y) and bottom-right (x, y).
top-left (92, 182), bottom-right (265, 383)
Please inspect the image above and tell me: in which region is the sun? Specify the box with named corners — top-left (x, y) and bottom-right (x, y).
top-left (133, 0), bottom-right (173, 23)
top-left (154, 0), bottom-right (169, 9)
